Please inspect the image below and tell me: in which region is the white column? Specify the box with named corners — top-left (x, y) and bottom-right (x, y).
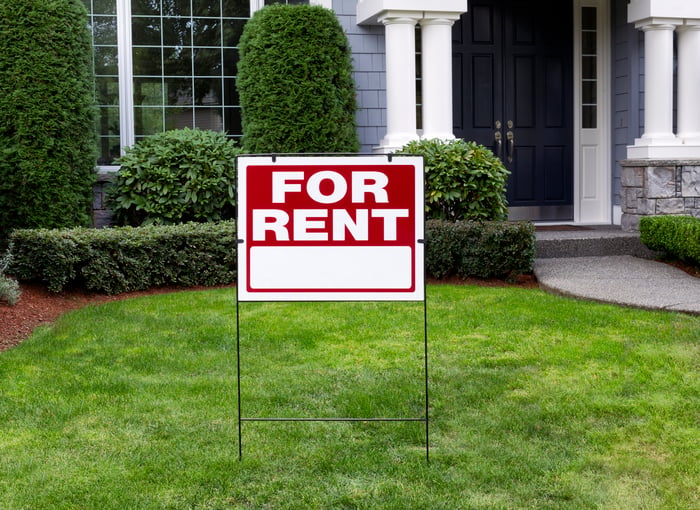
top-left (677, 22), bottom-right (700, 143)
top-left (639, 22), bottom-right (677, 142)
top-left (420, 17), bottom-right (457, 141)
top-left (377, 16), bottom-right (419, 152)
top-left (627, 2), bottom-right (700, 158)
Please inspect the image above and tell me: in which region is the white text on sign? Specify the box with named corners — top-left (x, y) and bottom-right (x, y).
top-left (253, 171), bottom-right (409, 242)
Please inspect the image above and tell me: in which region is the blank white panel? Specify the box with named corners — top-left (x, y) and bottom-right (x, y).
top-left (581, 145), bottom-right (599, 199)
top-left (250, 246), bottom-right (413, 290)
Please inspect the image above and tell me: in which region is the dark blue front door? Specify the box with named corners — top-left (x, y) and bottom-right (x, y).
top-left (453, 0), bottom-right (574, 221)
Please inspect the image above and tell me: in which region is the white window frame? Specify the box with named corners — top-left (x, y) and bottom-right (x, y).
top-left (115, 0), bottom-right (133, 168)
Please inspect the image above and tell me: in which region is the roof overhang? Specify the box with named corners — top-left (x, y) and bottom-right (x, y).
top-left (357, 0), bottom-right (468, 25)
top-left (628, 0), bottom-right (700, 24)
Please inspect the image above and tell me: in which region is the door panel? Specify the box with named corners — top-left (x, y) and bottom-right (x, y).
top-left (453, 0), bottom-right (574, 221)
top-left (472, 56), bottom-right (496, 128)
top-left (453, 2), bottom-right (503, 153)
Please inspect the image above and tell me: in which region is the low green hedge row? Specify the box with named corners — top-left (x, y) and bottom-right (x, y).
top-left (8, 220), bottom-right (534, 294)
top-left (426, 220), bottom-right (536, 280)
top-left (9, 222), bottom-right (236, 294)
top-left (640, 215), bottom-right (700, 265)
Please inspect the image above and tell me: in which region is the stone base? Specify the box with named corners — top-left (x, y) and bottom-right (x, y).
top-left (92, 170), bottom-right (116, 228)
top-left (620, 159), bottom-right (700, 231)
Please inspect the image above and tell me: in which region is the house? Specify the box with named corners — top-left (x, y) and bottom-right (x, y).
top-left (87, 0), bottom-right (700, 230)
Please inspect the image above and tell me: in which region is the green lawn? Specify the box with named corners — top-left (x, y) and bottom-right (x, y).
top-left (0, 286), bottom-right (698, 509)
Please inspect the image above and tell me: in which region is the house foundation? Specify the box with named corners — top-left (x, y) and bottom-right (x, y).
top-left (93, 171), bottom-right (115, 228)
top-left (620, 160), bottom-right (700, 231)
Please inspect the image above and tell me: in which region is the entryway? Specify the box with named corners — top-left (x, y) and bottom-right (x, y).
top-left (453, 0), bottom-right (574, 221)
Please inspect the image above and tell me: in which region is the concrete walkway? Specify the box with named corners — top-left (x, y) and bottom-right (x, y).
top-left (534, 255), bottom-right (700, 315)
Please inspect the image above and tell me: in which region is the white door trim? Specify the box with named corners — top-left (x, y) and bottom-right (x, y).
top-left (573, 0), bottom-right (612, 224)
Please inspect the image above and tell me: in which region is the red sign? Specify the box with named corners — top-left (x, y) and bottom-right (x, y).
top-left (237, 155), bottom-right (424, 301)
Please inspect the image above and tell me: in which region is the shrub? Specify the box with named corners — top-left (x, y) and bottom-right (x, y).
top-left (397, 139), bottom-right (509, 221)
top-left (237, 4), bottom-right (359, 153)
top-left (8, 222), bottom-right (236, 294)
top-left (640, 215), bottom-right (700, 266)
top-left (425, 220), bottom-right (535, 279)
top-left (0, 277), bottom-right (20, 307)
top-left (107, 129), bottom-right (240, 226)
top-left (0, 0), bottom-right (97, 240)
top-left (0, 244), bottom-right (21, 306)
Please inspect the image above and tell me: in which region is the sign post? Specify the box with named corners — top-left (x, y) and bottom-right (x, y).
top-left (236, 154), bottom-right (428, 459)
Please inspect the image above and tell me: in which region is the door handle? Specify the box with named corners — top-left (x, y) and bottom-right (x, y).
top-left (506, 130), bottom-right (514, 163)
top-left (494, 120), bottom-right (503, 159)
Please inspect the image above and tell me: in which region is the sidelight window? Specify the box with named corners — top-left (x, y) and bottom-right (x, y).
top-left (581, 6), bottom-right (597, 129)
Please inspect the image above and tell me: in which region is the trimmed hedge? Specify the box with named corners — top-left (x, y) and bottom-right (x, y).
top-left (0, 0), bottom-right (97, 240)
top-left (9, 222), bottom-right (236, 294)
top-left (107, 129), bottom-right (240, 226)
top-left (8, 220), bottom-right (533, 294)
top-left (397, 139), bottom-right (510, 221)
top-left (426, 220), bottom-right (535, 279)
top-left (640, 215), bottom-right (700, 266)
top-left (237, 4), bottom-right (359, 153)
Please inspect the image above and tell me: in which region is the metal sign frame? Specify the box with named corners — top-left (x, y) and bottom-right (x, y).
top-left (235, 154), bottom-right (429, 461)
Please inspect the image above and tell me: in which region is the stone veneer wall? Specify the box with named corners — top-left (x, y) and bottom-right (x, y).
top-left (93, 170), bottom-right (115, 228)
top-left (620, 160), bottom-right (700, 231)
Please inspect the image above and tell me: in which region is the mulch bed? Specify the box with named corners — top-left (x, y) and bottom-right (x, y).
top-left (3, 260), bottom-right (697, 353)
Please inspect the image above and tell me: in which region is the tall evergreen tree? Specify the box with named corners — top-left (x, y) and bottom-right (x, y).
top-left (0, 0), bottom-right (98, 240)
top-left (237, 4), bottom-right (359, 153)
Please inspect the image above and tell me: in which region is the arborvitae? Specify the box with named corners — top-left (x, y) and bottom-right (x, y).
top-left (0, 0), bottom-right (98, 240)
top-left (237, 4), bottom-right (359, 154)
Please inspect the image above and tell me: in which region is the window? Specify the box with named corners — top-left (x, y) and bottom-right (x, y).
top-left (84, 0), bottom-right (328, 166)
top-left (581, 6), bottom-right (597, 129)
top-left (130, 0), bottom-right (248, 142)
top-left (86, 0), bottom-right (120, 165)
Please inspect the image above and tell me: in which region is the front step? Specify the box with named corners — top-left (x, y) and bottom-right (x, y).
top-left (535, 226), bottom-right (656, 259)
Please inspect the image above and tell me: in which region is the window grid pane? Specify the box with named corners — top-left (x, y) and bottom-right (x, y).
top-left (85, 0), bottom-right (121, 165)
top-left (581, 6), bottom-right (597, 129)
top-left (131, 0), bottom-right (249, 138)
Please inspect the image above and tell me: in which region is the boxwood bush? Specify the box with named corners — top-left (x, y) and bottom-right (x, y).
top-left (237, 4), bottom-right (359, 153)
top-left (0, 0), bottom-right (97, 240)
top-left (397, 139), bottom-right (509, 221)
top-left (640, 215), bottom-right (700, 266)
top-left (8, 222), bottom-right (236, 294)
top-left (7, 220), bottom-right (532, 293)
top-left (425, 220), bottom-right (535, 279)
top-left (107, 128), bottom-right (240, 226)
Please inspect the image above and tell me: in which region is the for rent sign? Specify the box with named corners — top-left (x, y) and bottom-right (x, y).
top-left (237, 155), bottom-right (424, 301)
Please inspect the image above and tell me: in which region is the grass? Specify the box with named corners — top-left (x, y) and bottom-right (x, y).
top-left (0, 285), bottom-right (698, 509)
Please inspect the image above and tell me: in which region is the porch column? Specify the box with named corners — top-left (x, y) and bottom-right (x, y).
top-left (420, 17), bottom-right (457, 141)
top-left (639, 22), bottom-right (677, 142)
top-left (677, 22), bottom-right (700, 143)
top-left (378, 15), bottom-right (419, 152)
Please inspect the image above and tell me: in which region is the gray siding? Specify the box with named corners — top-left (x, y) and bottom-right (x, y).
top-left (612, 0), bottom-right (642, 206)
top-left (333, 0), bottom-right (386, 153)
